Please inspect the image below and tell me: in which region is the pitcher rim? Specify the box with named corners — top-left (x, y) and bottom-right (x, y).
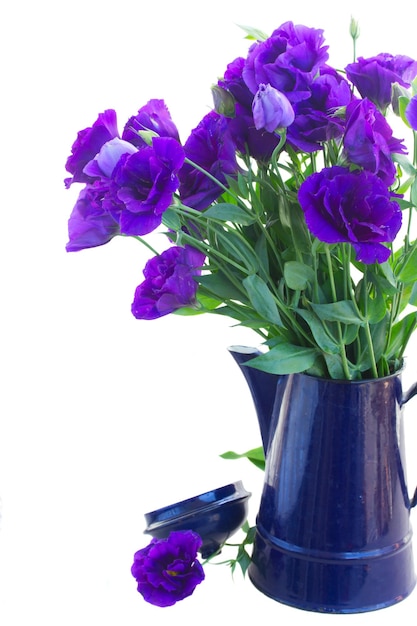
top-left (291, 361), bottom-right (405, 385)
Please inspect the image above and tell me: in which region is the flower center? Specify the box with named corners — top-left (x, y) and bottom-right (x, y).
top-left (166, 569), bottom-right (179, 576)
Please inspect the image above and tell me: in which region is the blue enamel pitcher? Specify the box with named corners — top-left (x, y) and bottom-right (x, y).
top-left (230, 346), bottom-right (417, 613)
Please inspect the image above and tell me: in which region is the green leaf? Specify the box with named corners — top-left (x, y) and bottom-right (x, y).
top-left (161, 208), bottom-right (181, 231)
top-left (296, 309), bottom-right (340, 354)
top-left (409, 281), bottom-right (417, 306)
top-left (411, 178), bottom-right (417, 209)
top-left (284, 261), bottom-right (315, 290)
top-left (353, 314), bottom-right (390, 376)
top-left (242, 274), bottom-right (283, 326)
top-left (311, 300), bottom-right (363, 325)
top-left (398, 95), bottom-right (412, 127)
top-left (237, 172), bottom-right (250, 199)
top-left (235, 547), bottom-right (252, 576)
top-left (174, 293), bottom-right (224, 315)
top-left (245, 343), bottom-right (317, 374)
top-left (198, 273), bottom-right (245, 302)
top-left (368, 266), bottom-right (398, 296)
top-left (237, 24), bottom-right (268, 41)
top-left (203, 203), bottom-right (255, 225)
top-left (254, 234), bottom-right (269, 276)
top-left (323, 353), bottom-right (349, 379)
top-left (342, 322), bottom-right (360, 345)
top-left (369, 314), bottom-right (390, 363)
top-left (230, 525), bottom-right (256, 576)
top-left (364, 286), bottom-right (387, 324)
top-left (397, 176), bottom-right (416, 195)
top-left (275, 199), bottom-right (311, 252)
top-left (392, 153), bottom-right (417, 176)
top-left (397, 198), bottom-right (415, 211)
top-left (245, 525), bottom-right (257, 544)
top-left (222, 177), bottom-right (242, 200)
top-left (385, 311), bottom-right (417, 360)
top-left (216, 230), bottom-right (259, 273)
top-left (220, 446), bottom-right (265, 471)
top-left (395, 282), bottom-right (415, 315)
top-left (210, 305), bottom-right (267, 330)
top-left (204, 523), bottom-right (256, 575)
top-left (395, 241), bottom-right (417, 283)
top-left (223, 174), bottom-right (249, 200)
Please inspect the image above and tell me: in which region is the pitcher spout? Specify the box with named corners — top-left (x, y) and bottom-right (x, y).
top-left (228, 346), bottom-right (288, 453)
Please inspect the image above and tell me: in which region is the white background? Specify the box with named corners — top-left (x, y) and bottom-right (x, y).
top-left (1, 1), bottom-right (417, 624)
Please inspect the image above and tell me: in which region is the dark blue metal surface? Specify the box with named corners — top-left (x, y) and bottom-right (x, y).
top-left (230, 347), bottom-right (417, 613)
top-left (144, 481), bottom-right (251, 559)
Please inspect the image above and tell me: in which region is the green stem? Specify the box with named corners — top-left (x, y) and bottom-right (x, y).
top-left (325, 246), bottom-right (351, 379)
top-left (254, 170), bottom-right (284, 275)
top-left (343, 252), bottom-right (379, 378)
top-left (342, 243), bottom-right (350, 301)
top-left (363, 322), bottom-right (379, 378)
top-left (177, 230), bottom-right (249, 275)
top-left (362, 270), bottom-right (379, 378)
top-left (131, 235), bottom-right (160, 256)
top-left (310, 152), bottom-right (317, 174)
top-left (270, 130), bottom-right (287, 175)
top-left (175, 200), bottom-right (275, 284)
top-left (311, 241), bottom-right (320, 303)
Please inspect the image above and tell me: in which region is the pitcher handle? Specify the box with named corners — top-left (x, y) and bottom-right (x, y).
top-left (401, 382), bottom-right (417, 508)
top-left (402, 381), bottom-right (417, 405)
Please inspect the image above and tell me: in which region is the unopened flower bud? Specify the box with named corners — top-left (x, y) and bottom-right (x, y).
top-left (137, 129), bottom-right (159, 146)
top-left (211, 84), bottom-right (236, 117)
top-left (391, 82), bottom-right (410, 117)
top-left (350, 17), bottom-right (360, 41)
top-left (252, 83), bottom-right (295, 132)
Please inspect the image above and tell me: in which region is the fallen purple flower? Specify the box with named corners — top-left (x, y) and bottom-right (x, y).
top-left (131, 531), bottom-right (205, 607)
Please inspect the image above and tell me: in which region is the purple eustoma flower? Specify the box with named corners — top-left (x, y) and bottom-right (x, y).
top-left (345, 53), bottom-right (417, 112)
top-left (179, 111), bottom-right (238, 211)
top-left (286, 65), bottom-right (352, 152)
top-left (217, 58), bottom-right (282, 161)
top-left (131, 530), bottom-right (205, 607)
top-left (64, 110), bottom-right (119, 188)
top-left (252, 83), bottom-right (295, 132)
top-left (67, 133), bottom-right (184, 238)
top-left (405, 95), bottom-right (417, 130)
top-left (106, 136), bottom-right (185, 236)
top-left (298, 166), bottom-right (402, 264)
top-left (131, 245), bottom-right (205, 319)
top-left (66, 182), bottom-right (120, 252)
top-left (122, 99), bottom-right (180, 149)
top-left (343, 98), bottom-right (406, 186)
top-left (243, 21), bottom-right (329, 103)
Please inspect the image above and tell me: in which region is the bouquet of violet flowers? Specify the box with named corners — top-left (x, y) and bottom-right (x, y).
top-left (64, 19), bottom-right (417, 606)
top-left (64, 19), bottom-right (417, 382)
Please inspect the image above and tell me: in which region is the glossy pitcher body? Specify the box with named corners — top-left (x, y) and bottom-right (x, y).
top-left (230, 347), bottom-right (417, 613)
